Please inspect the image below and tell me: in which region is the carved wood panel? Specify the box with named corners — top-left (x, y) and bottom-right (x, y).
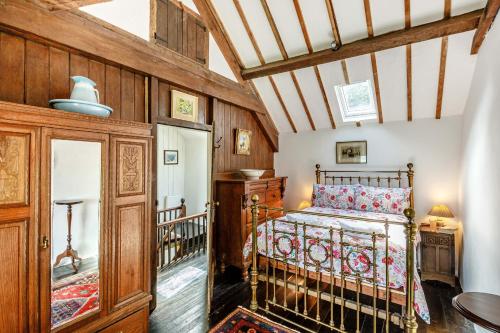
top-left (0, 220), bottom-right (27, 332)
top-left (0, 132), bottom-right (29, 206)
top-left (117, 142), bottom-right (145, 197)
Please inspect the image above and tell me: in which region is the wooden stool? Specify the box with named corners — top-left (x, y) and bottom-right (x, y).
top-left (53, 200), bottom-right (83, 273)
top-left (452, 292), bottom-right (500, 332)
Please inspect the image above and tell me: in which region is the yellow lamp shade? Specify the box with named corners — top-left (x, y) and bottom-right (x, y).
top-left (427, 204), bottom-right (454, 218)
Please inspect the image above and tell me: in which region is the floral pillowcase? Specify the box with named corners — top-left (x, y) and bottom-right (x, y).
top-left (353, 185), bottom-right (411, 215)
top-left (312, 184), bottom-right (355, 210)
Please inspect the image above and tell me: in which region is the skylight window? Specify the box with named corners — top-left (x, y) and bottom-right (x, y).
top-left (334, 80), bottom-right (378, 122)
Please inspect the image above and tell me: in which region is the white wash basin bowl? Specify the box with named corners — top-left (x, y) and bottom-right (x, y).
top-left (240, 169), bottom-right (265, 180)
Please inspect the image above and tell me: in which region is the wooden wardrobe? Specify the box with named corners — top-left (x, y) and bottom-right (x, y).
top-left (0, 101), bottom-right (152, 332)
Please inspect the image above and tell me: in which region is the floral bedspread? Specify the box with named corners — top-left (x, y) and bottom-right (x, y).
top-left (243, 206), bottom-right (430, 323)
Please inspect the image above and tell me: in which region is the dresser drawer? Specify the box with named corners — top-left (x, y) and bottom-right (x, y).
top-left (267, 179), bottom-right (282, 189)
top-left (266, 189), bottom-right (282, 202)
top-left (422, 232), bottom-right (453, 246)
top-left (100, 308), bottom-right (148, 333)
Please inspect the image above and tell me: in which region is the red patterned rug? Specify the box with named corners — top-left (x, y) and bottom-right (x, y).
top-left (51, 271), bottom-right (99, 327)
top-left (210, 306), bottom-right (298, 333)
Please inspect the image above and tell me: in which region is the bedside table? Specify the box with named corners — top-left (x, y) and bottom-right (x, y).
top-left (420, 225), bottom-right (457, 286)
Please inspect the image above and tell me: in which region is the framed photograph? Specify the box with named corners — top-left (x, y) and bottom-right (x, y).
top-left (171, 90), bottom-right (199, 122)
top-left (235, 129), bottom-right (252, 155)
top-left (164, 150), bottom-right (179, 165)
top-left (336, 141), bottom-right (367, 164)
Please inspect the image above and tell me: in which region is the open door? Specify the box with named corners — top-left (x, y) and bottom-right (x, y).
top-left (206, 122), bottom-right (217, 315)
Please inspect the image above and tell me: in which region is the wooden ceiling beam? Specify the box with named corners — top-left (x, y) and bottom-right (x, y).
top-left (192, 0), bottom-right (244, 83)
top-left (436, 0), bottom-right (451, 120)
top-left (362, 0), bottom-right (383, 124)
top-left (241, 9), bottom-right (482, 80)
top-left (292, 0), bottom-right (334, 129)
top-left (232, 0), bottom-right (297, 133)
top-left (405, 0), bottom-right (412, 121)
top-left (193, 0), bottom-right (279, 149)
top-left (33, 0), bottom-right (110, 11)
top-left (325, 0), bottom-right (342, 46)
top-left (471, 0), bottom-right (500, 54)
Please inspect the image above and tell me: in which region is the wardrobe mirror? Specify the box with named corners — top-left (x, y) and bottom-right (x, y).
top-left (50, 139), bottom-right (102, 329)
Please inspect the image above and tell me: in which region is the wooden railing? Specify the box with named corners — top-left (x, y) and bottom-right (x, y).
top-left (156, 203), bottom-right (207, 270)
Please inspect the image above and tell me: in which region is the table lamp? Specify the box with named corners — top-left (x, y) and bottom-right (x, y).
top-left (428, 204), bottom-right (454, 229)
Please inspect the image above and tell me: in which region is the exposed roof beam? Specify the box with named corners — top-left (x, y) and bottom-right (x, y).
top-left (405, 0), bottom-right (413, 121)
top-left (363, 0), bottom-right (383, 124)
top-left (471, 0), bottom-right (500, 54)
top-left (292, 0), bottom-right (333, 129)
top-left (33, 0), bottom-right (110, 11)
top-left (192, 0), bottom-right (244, 83)
top-left (241, 9), bottom-right (482, 80)
top-left (191, 0), bottom-right (279, 149)
top-left (325, 0), bottom-right (342, 46)
top-left (436, 0), bottom-right (451, 120)
top-left (232, 0), bottom-right (297, 133)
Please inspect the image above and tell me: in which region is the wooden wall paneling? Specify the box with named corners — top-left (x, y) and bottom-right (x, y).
top-left (121, 69), bottom-right (135, 121)
top-left (89, 60), bottom-right (106, 105)
top-left (0, 220), bottom-right (27, 332)
top-left (134, 74), bottom-right (146, 123)
top-left (0, 32), bottom-right (25, 103)
top-left (186, 14), bottom-right (197, 60)
top-left (106, 64), bottom-right (121, 120)
top-left (49, 47), bottom-right (70, 100)
top-left (69, 53), bottom-right (89, 91)
top-left (0, 124), bottom-right (38, 333)
top-left (110, 136), bottom-right (151, 311)
top-left (157, 81), bottom-right (170, 121)
top-left (196, 21), bottom-right (207, 65)
top-left (25, 40), bottom-right (49, 107)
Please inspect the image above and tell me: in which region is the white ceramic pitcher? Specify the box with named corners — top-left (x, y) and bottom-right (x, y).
top-left (70, 76), bottom-right (100, 104)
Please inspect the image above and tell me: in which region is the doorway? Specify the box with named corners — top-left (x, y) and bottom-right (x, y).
top-left (150, 124), bottom-right (212, 332)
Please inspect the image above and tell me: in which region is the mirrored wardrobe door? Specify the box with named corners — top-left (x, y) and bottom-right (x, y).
top-left (40, 128), bottom-right (108, 332)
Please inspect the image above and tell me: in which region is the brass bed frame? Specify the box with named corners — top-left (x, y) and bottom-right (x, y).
top-left (248, 163), bottom-right (418, 333)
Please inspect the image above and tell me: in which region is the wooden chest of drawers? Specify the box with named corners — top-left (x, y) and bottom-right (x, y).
top-left (215, 177), bottom-right (287, 280)
top-left (420, 226), bottom-right (456, 286)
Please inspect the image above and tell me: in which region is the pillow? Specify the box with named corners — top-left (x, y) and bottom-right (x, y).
top-left (353, 185), bottom-right (411, 215)
top-left (311, 184), bottom-right (355, 210)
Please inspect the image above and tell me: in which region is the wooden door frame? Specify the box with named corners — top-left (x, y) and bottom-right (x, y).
top-left (149, 117), bottom-right (214, 314)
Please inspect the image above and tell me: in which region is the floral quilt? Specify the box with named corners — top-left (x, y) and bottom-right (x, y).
top-left (243, 206), bottom-right (430, 324)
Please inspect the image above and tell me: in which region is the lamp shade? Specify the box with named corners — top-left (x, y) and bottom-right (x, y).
top-left (427, 204), bottom-right (454, 218)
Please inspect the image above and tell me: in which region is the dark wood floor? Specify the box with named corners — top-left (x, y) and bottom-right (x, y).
top-left (149, 255), bottom-right (474, 332)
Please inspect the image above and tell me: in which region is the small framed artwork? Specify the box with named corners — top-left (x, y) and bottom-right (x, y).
top-left (171, 90), bottom-right (199, 122)
top-left (235, 129), bottom-right (252, 155)
top-left (164, 150), bottom-right (179, 165)
top-left (336, 141), bottom-right (367, 164)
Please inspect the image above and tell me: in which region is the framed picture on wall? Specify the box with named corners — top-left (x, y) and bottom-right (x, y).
top-left (171, 90), bottom-right (199, 122)
top-left (336, 141), bottom-right (367, 164)
top-left (235, 129), bottom-right (252, 155)
top-left (164, 150), bottom-right (179, 165)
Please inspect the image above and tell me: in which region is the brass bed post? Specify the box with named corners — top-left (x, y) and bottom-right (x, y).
top-left (315, 164), bottom-right (321, 184)
top-left (250, 195), bottom-right (260, 311)
top-left (407, 163), bottom-right (414, 209)
top-left (403, 208), bottom-right (418, 333)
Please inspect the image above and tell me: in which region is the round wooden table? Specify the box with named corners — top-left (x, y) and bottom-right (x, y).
top-left (452, 292), bottom-right (500, 332)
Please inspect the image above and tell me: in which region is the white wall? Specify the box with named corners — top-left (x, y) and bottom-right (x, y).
top-left (459, 15), bottom-right (500, 326)
top-left (157, 125), bottom-right (186, 209)
top-left (51, 140), bottom-right (101, 265)
top-left (80, 0), bottom-right (151, 40)
top-left (157, 125), bottom-right (209, 214)
top-left (275, 116), bottom-right (464, 218)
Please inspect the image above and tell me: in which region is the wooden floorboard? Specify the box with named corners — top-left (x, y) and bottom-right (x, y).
top-left (149, 257), bottom-right (475, 332)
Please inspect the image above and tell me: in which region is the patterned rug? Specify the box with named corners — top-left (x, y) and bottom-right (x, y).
top-left (210, 306), bottom-right (298, 333)
top-left (51, 271), bottom-right (99, 327)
